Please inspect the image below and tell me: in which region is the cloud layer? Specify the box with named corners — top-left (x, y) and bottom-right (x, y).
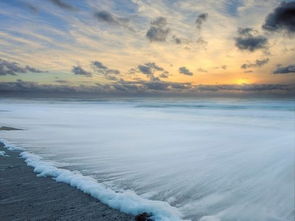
top-left (0, 80), bottom-right (293, 97)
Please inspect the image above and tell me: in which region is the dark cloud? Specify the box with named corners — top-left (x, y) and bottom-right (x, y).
top-left (146, 26), bottom-right (170, 42)
top-left (179, 67), bottom-right (193, 76)
top-left (94, 11), bottom-right (133, 31)
top-left (138, 64), bottom-right (153, 75)
top-left (263, 1), bottom-right (295, 33)
top-left (235, 36), bottom-right (268, 51)
top-left (146, 17), bottom-right (170, 42)
top-left (72, 66), bottom-right (92, 77)
top-left (92, 61), bottom-right (120, 75)
top-left (1, 80), bottom-right (293, 97)
top-left (143, 81), bottom-right (169, 90)
top-left (92, 61), bottom-right (107, 70)
top-left (195, 13), bottom-right (208, 30)
top-left (273, 64), bottom-right (295, 74)
top-left (94, 11), bottom-right (120, 25)
top-left (137, 62), bottom-right (164, 75)
top-left (129, 62), bottom-right (170, 82)
top-left (49, 0), bottom-right (76, 11)
top-left (241, 58), bottom-right (270, 69)
top-left (0, 59), bottom-right (44, 75)
top-left (92, 61), bottom-right (120, 80)
top-left (235, 28), bottom-right (268, 52)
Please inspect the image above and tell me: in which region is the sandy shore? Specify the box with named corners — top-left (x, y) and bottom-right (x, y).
top-left (0, 142), bottom-right (136, 221)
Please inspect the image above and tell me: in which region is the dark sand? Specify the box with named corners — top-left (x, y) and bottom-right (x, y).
top-left (0, 142), bottom-right (135, 221)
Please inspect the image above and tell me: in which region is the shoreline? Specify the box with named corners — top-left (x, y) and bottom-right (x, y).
top-left (0, 142), bottom-right (136, 221)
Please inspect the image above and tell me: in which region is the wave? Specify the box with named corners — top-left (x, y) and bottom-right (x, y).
top-left (135, 103), bottom-right (295, 111)
top-left (0, 138), bottom-right (185, 221)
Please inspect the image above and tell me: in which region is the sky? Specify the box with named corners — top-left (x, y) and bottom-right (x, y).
top-left (0, 0), bottom-right (295, 97)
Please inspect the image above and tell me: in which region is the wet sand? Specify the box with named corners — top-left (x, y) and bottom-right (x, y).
top-left (0, 142), bottom-right (135, 221)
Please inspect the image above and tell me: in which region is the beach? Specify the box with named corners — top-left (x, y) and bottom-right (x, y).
top-left (0, 142), bottom-right (135, 221)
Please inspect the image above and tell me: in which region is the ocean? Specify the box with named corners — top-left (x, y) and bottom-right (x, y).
top-left (0, 98), bottom-right (294, 221)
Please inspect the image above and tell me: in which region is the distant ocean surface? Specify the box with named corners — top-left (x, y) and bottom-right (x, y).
top-left (0, 98), bottom-right (294, 221)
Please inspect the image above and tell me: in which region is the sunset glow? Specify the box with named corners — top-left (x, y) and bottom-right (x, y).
top-left (0, 0), bottom-right (294, 97)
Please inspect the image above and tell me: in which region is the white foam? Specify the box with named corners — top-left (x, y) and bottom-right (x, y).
top-left (1, 139), bottom-right (185, 221)
top-left (0, 138), bottom-right (23, 151)
top-left (0, 150), bottom-right (8, 157)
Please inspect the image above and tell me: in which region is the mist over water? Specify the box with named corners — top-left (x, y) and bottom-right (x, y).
top-left (0, 98), bottom-right (294, 221)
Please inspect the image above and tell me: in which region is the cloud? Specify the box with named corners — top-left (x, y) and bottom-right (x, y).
top-left (263, 1), bottom-right (295, 33)
top-left (92, 61), bottom-right (120, 75)
top-left (131, 62), bottom-right (169, 81)
top-left (179, 67), bottom-right (193, 76)
top-left (273, 64), bottom-right (295, 74)
top-left (94, 11), bottom-right (120, 25)
top-left (0, 59), bottom-right (44, 75)
top-left (197, 68), bottom-right (207, 73)
top-left (235, 28), bottom-right (268, 52)
top-left (137, 62), bottom-right (164, 75)
top-left (128, 63), bottom-right (173, 87)
top-left (94, 11), bottom-right (133, 31)
top-left (195, 13), bottom-right (208, 30)
top-left (241, 58), bottom-right (270, 69)
top-left (49, 0), bottom-right (76, 11)
top-left (92, 61), bottom-right (107, 70)
top-left (92, 61), bottom-right (120, 80)
top-left (172, 35), bottom-right (182, 44)
top-left (146, 17), bottom-right (170, 42)
top-left (159, 71), bottom-right (169, 78)
top-left (72, 66), bottom-right (92, 77)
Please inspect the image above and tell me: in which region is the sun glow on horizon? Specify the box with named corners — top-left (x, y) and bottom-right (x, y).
top-left (235, 78), bottom-right (251, 85)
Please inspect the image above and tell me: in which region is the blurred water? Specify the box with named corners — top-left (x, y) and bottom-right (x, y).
top-left (0, 98), bottom-right (294, 221)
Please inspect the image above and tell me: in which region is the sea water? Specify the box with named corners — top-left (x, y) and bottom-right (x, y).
top-left (0, 98), bottom-right (294, 221)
